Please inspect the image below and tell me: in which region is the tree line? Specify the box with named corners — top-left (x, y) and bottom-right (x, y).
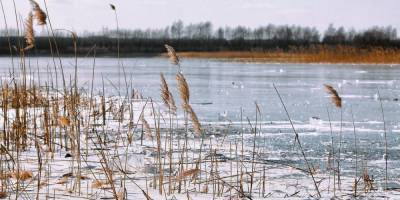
top-left (0, 21), bottom-right (399, 55)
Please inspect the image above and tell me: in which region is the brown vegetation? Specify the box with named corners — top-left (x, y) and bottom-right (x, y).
top-left (174, 46), bottom-right (400, 64)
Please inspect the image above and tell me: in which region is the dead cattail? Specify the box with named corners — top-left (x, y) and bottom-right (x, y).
top-left (176, 72), bottom-right (190, 106)
top-left (160, 73), bottom-right (177, 114)
top-left (110, 4), bottom-right (116, 10)
top-left (58, 116), bottom-right (70, 126)
top-left (24, 12), bottom-right (35, 51)
top-left (184, 104), bottom-right (201, 136)
top-left (29, 0), bottom-right (47, 25)
top-left (141, 116), bottom-right (152, 139)
top-left (165, 44), bottom-right (180, 65)
top-left (324, 84), bottom-right (342, 108)
top-left (175, 168), bottom-right (200, 181)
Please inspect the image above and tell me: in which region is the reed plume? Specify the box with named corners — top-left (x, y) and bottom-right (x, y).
top-left (160, 73), bottom-right (177, 114)
top-left (24, 12), bottom-right (34, 51)
top-left (255, 101), bottom-right (261, 114)
top-left (176, 72), bottom-right (190, 106)
top-left (167, 91), bottom-right (176, 113)
top-left (29, 0), bottom-right (47, 25)
top-left (165, 44), bottom-right (180, 65)
top-left (141, 116), bottom-right (152, 139)
top-left (184, 104), bottom-right (201, 136)
top-left (70, 31), bottom-right (78, 41)
top-left (324, 84), bottom-right (342, 108)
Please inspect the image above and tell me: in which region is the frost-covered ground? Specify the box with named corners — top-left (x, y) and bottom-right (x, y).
top-left (1, 97), bottom-right (399, 200)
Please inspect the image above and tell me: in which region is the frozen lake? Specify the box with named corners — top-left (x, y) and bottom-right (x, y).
top-left (2, 57), bottom-right (400, 122)
top-left (2, 57), bottom-right (400, 189)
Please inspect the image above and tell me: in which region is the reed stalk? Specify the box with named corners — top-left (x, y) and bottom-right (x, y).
top-left (273, 84), bottom-right (321, 197)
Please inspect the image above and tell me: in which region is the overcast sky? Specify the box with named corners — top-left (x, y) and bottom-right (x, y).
top-left (1, 0), bottom-right (400, 33)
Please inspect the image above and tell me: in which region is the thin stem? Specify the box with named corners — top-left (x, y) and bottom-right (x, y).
top-left (273, 84), bottom-right (321, 197)
top-left (377, 88), bottom-right (388, 190)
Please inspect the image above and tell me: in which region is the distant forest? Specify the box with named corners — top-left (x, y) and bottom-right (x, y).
top-left (0, 21), bottom-right (399, 56)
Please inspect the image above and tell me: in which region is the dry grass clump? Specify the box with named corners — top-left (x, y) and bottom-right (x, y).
top-left (175, 168), bottom-right (200, 181)
top-left (58, 116), bottom-right (71, 126)
top-left (10, 170), bottom-right (33, 181)
top-left (0, 85), bottom-right (47, 108)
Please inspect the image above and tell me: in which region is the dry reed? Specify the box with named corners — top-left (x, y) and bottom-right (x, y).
top-left (324, 84), bottom-right (342, 108)
top-left (176, 72), bottom-right (190, 106)
top-left (165, 44), bottom-right (180, 65)
top-left (184, 104), bottom-right (201, 136)
top-left (29, 0), bottom-right (47, 25)
top-left (160, 73), bottom-right (177, 114)
top-left (141, 116), bottom-right (152, 139)
top-left (174, 46), bottom-right (400, 64)
top-left (23, 12), bottom-right (34, 51)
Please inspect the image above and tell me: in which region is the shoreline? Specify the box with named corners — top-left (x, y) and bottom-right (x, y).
top-left (2, 50), bottom-right (400, 65)
top-left (173, 51), bottom-right (400, 65)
